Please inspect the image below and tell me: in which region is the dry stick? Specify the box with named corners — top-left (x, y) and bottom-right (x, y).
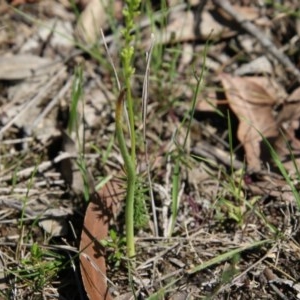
top-left (212, 0), bottom-right (300, 82)
top-left (0, 67), bottom-right (66, 136)
top-left (0, 152), bottom-right (76, 182)
top-left (31, 78), bottom-right (72, 130)
top-left (142, 34), bottom-right (159, 237)
top-left (0, 242), bottom-right (78, 254)
top-left (0, 187), bottom-right (39, 194)
top-left (192, 141), bottom-right (245, 170)
top-left (1, 137), bottom-right (33, 145)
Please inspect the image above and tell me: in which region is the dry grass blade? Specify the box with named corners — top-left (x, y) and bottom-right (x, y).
top-left (142, 33), bottom-right (158, 236)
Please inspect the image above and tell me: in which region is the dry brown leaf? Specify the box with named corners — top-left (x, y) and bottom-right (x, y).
top-left (219, 5), bottom-right (269, 24)
top-left (234, 56), bottom-right (273, 76)
top-left (75, 0), bottom-right (109, 44)
top-left (276, 87), bottom-right (300, 125)
top-left (245, 178), bottom-right (297, 204)
top-left (196, 90), bottom-right (219, 112)
top-left (220, 74), bottom-right (278, 170)
top-left (38, 218), bottom-right (68, 237)
top-left (38, 207), bottom-right (72, 237)
top-left (80, 179), bottom-right (124, 300)
top-left (246, 77), bottom-right (287, 103)
top-left (271, 87), bottom-right (300, 172)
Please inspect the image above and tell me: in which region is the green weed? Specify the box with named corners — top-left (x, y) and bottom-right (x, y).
top-left (100, 229), bottom-right (126, 269)
top-left (5, 244), bottom-right (64, 297)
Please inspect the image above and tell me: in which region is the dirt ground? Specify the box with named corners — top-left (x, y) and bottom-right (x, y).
top-left (1, 0), bottom-right (300, 299)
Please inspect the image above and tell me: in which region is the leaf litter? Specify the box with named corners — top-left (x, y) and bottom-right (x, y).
top-left (0, 0), bottom-right (300, 299)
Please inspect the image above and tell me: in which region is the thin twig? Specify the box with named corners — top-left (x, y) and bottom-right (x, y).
top-left (1, 137), bottom-right (33, 145)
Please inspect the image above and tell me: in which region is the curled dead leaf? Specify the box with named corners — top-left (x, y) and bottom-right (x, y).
top-left (38, 218), bottom-right (68, 237)
top-left (220, 74), bottom-right (279, 170)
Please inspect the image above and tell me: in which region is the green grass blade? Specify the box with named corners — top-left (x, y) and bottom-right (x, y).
top-left (260, 134), bottom-right (300, 208)
top-left (68, 65), bottom-right (83, 135)
top-left (187, 239), bottom-right (273, 274)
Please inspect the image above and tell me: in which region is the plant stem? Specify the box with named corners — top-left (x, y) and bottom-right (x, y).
top-left (125, 77), bottom-right (136, 162)
top-left (116, 90), bottom-right (136, 258)
top-left (169, 156), bottom-right (180, 236)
